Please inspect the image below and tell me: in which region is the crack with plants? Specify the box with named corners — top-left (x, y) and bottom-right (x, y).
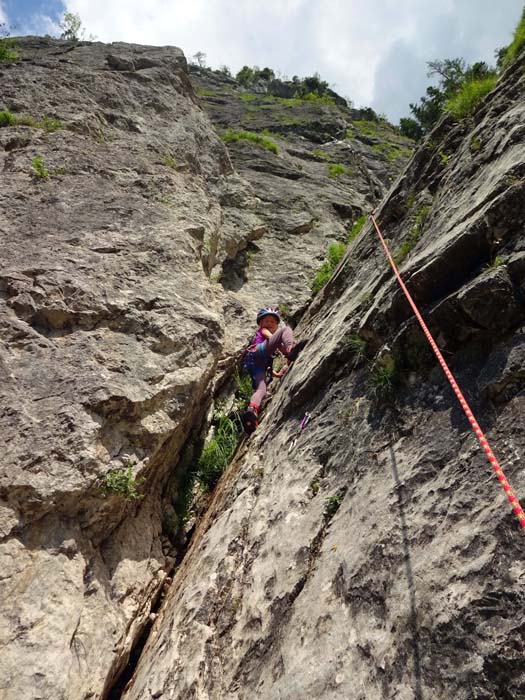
top-left (100, 364), bottom-right (255, 699)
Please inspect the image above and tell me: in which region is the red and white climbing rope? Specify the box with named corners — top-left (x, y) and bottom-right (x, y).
top-left (370, 212), bottom-right (525, 531)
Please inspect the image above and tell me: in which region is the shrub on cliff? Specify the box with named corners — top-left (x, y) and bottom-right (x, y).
top-left (502, 7), bottom-right (525, 67)
top-left (445, 75), bottom-right (498, 119)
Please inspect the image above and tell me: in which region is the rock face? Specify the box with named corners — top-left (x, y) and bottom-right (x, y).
top-left (0, 37), bottom-right (249, 700)
top-left (0, 39), bottom-right (410, 699)
top-left (189, 66), bottom-right (412, 349)
top-left (123, 58), bottom-right (525, 699)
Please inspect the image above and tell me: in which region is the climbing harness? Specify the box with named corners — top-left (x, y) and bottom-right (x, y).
top-left (369, 212), bottom-right (525, 531)
top-left (242, 342), bottom-right (274, 388)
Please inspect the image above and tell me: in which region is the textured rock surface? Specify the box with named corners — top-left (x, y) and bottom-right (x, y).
top-left (0, 38), bottom-right (408, 699)
top-left (124, 58), bottom-right (525, 699)
top-left (190, 67), bottom-right (413, 348)
top-left (0, 37), bottom-right (249, 700)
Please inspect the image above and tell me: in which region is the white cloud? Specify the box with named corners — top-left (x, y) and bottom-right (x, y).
top-left (56, 0), bottom-right (524, 121)
top-left (18, 13), bottom-right (61, 37)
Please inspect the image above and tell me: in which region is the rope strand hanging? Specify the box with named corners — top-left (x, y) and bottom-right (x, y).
top-left (369, 212), bottom-right (525, 531)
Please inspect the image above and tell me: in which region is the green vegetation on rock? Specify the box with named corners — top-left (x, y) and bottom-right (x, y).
top-left (0, 37), bottom-right (18, 61)
top-left (31, 155), bottom-right (49, 179)
top-left (195, 412), bottom-right (240, 491)
top-left (348, 214), bottom-right (367, 242)
top-left (0, 110), bottom-right (63, 131)
top-left (328, 163), bottom-right (346, 178)
top-left (393, 205), bottom-right (430, 264)
top-left (221, 129), bottom-right (278, 153)
top-left (101, 465), bottom-right (144, 501)
top-left (311, 241), bottom-right (347, 296)
top-left (445, 75), bottom-right (498, 119)
top-left (502, 8), bottom-right (525, 67)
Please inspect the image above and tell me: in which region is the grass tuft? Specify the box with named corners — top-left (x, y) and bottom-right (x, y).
top-left (393, 205), bottom-right (430, 265)
top-left (502, 10), bottom-right (525, 67)
top-left (328, 163), bottom-right (346, 178)
top-left (368, 362), bottom-right (397, 399)
top-left (347, 214), bottom-right (367, 242)
top-left (311, 241), bottom-right (347, 296)
top-left (195, 412), bottom-right (240, 491)
top-left (445, 76), bottom-right (498, 119)
top-left (221, 129), bottom-right (278, 154)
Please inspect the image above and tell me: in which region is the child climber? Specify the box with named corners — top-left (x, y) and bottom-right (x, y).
top-left (241, 307), bottom-right (306, 434)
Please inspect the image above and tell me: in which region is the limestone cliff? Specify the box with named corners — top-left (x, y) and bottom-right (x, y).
top-left (0, 38), bottom-right (406, 699)
top-left (1, 36), bottom-right (524, 700)
top-left (125, 54), bottom-right (525, 700)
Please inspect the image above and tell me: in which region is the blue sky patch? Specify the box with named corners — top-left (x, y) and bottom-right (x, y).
top-left (4, 0), bottom-right (64, 34)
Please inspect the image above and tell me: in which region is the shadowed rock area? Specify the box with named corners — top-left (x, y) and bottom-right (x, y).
top-left (123, 57), bottom-right (525, 700)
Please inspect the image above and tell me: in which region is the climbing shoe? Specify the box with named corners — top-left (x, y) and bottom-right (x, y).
top-left (287, 340), bottom-right (307, 363)
top-left (241, 407), bottom-right (258, 434)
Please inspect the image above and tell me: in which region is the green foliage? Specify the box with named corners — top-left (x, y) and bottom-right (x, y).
top-left (399, 117), bottom-right (424, 140)
top-left (278, 303), bottom-right (291, 320)
top-left (195, 413), bottom-right (240, 491)
top-left (368, 361), bottom-right (397, 399)
top-left (236, 65), bottom-right (256, 85)
top-left (41, 116), bottom-right (63, 132)
top-left (0, 37), bottom-right (18, 61)
top-left (0, 110), bottom-right (62, 131)
top-left (163, 153), bottom-right (177, 168)
top-left (328, 163), bottom-right (346, 178)
top-left (347, 334), bottom-right (367, 361)
top-left (234, 369), bottom-right (253, 405)
top-left (221, 129), bottom-right (278, 154)
top-left (0, 110), bottom-right (16, 127)
top-left (327, 241), bottom-right (347, 266)
top-left (348, 214), bottom-right (367, 242)
top-left (502, 8), bottom-right (525, 67)
top-left (197, 88), bottom-right (216, 97)
top-left (445, 75), bottom-right (498, 119)
top-left (408, 58), bottom-right (497, 135)
top-left (351, 120), bottom-right (379, 137)
top-left (310, 480), bottom-right (321, 495)
top-left (235, 66), bottom-right (335, 104)
top-left (311, 261), bottom-right (333, 296)
top-left (312, 148), bottom-right (330, 159)
top-left (372, 142), bottom-right (412, 161)
top-left (485, 255), bottom-right (504, 269)
top-left (470, 136), bottom-right (482, 152)
top-left (31, 155), bottom-right (49, 179)
top-left (293, 72), bottom-right (331, 98)
top-left (393, 205), bottom-right (430, 264)
top-left (311, 242), bottom-right (347, 296)
top-left (296, 91), bottom-right (335, 105)
top-left (324, 493), bottom-right (343, 519)
top-left (101, 465), bottom-right (144, 501)
top-left (59, 12), bottom-right (83, 41)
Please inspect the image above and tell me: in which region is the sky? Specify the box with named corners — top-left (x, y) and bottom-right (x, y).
top-left (2, 0), bottom-right (523, 122)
